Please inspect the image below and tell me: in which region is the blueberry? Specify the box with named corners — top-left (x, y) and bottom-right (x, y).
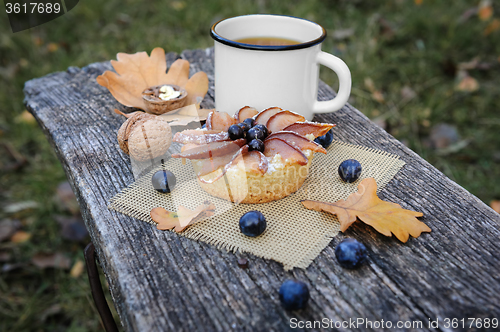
top-left (338, 159), bottom-right (362, 183)
top-left (314, 128), bottom-right (334, 148)
top-left (237, 122), bottom-right (250, 132)
top-left (248, 139), bottom-right (265, 153)
top-left (243, 118), bottom-right (255, 128)
top-left (279, 280), bottom-right (310, 310)
top-left (151, 170), bottom-right (176, 193)
top-left (239, 211), bottom-right (266, 237)
top-left (246, 127), bottom-right (265, 142)
top-left (253, 124), bottom-right (269, 138)
top-left (228, 124), bottom-right (245, 140)
top-left (335, 238), bottom-right (367, 269)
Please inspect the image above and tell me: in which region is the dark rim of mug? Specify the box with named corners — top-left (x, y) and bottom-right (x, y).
top-left (210, 14), bottom-right (327, 51)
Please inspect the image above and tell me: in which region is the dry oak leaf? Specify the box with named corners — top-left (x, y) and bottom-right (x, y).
top-left (490, 200), bottom-right (500, 214)
top-left (150, 201), bottom-right (215, 232)
top-left (301, 178), bottom-right (430, 243)
top-left (159, 104), bottom-right (213, 126)
top-left (478, 0), bottom-right (493, 21)
top-left (96, 47), bottom-right (208, 112)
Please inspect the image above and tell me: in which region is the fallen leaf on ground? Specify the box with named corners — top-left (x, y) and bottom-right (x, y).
top-left (70, 259), bottom-right (85, 278)
top-left (301, 178), bottom-right (430, 242)
top-left (170, 1), bottom-right (186, 10)
top-left (400, 86), bottom-right (417, 101)
top-left (484, 19), bottom-right (500, 36)
top-left (97, 48), bottom-right (208, 111)
top-left (414, 0), bottom-right (423, 5)
top-left (3, 201), bottom-right (38, 214)
top-left (55, 182), bottom-right (80, 214)
top-left (490, 200), bottom-right (500, 213)
top-left (478, 0), bottom-right (493, 21)
top-left (364, 77), bottom-right (385, 103)
top-left (47, 42), bottom-right (59, 53)
top-left (33, 36), bottom-right (43, 46)
top-left (429, 123), bottom-right (460, 149)
top-left (435, 139), bottom-right (470, 156)
top-left (151, 201), bottom-right (215, 232)
top-left (10, 231), bottom-right (31, 243)
top-left (0, 219), bottom-right (21, 242)
top-left (456, 72), bottom-right (479, 92)
top-left (14, 110), bottom-right (36, 124)
top-left (32, 252), bottom-right (71, 269)
top-left (0, 63), bottom-right (18, 80)
top-left (55, 215), bottom-right (88, 241)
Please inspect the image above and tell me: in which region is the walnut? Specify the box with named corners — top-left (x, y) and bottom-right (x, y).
top-left (142, 84), bottom-right (188, 115)
top-left (117, 112), bottom-right (172, 161)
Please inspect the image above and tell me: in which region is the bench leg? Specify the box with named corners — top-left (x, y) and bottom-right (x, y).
top-left (84, 242), bottom-right (119, 332)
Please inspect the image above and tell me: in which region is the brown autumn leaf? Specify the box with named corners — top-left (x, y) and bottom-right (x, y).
top-left (10, 231), bottom-right (31, 243)
top-left (490, 200), bottom-right (500, 214)
top-left (478, 0), bottom-right (493, 21)
top-left (32, 252), bottom-right (71, 269)
top-left (0, 219), bottom-right (21, 242)
top-left (160, 104), bottom-right (213, 126)
top-left (301, 178), bottom-right (430, 242)
top-left (70, 259), bottom-right (85, 278)
top-left (97, 47), bottom-right (208, 112)
top-left (484, 18), bottom-right (500, 36)
top-left (150, 201), bottom-right (215, 232)
top-left (456, 72), bottom-right (479, 92)
top-left (14, 110), bottom-right (36, 124)
top-left (364, 77), bottom-right (385, 103)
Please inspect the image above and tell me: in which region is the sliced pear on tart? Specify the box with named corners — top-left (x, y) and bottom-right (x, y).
top-left (173, 129), bottom-right (230, 144)
top-left (206, 110), bottom-right (237, 131)
top-left (243, 150), bottom-right (268, 175)
top-left (195, 152), bottom-right (237, 176)
top-left (172, 138), bottom-right (246, 159)
top-left (263, 137), bottom-right (308, 166)
top-left (235, 106), bottom-right (259, 122)
top-left (266, 131), bottom-right (326, 154)
top-left (253, 107), bottom-right (283, 125)
top-left (282, 122), bottom-right (335, 138)
top-left (266, 111), bottom-right (305, 133)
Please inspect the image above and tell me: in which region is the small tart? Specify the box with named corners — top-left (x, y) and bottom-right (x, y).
top-left (172, 107), bottom-right (334, 204)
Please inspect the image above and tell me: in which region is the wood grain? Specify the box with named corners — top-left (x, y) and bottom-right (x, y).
top-left (24, 48), bottom-right (500, 332)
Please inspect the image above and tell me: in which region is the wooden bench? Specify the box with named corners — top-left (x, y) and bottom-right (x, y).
top-left (24, 48), bottom-right (500, 332)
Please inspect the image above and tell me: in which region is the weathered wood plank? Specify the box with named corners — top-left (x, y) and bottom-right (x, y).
top-left (24, 48), bottom-right (500, 332)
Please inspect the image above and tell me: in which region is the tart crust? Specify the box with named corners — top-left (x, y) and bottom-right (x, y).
top-left (192, 154), bottom-right (313, 204)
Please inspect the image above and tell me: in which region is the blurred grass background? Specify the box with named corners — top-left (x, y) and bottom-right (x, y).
top-left (1, 0), bottom-right (499, 330)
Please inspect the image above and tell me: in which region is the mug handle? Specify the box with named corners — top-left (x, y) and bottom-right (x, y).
top-left (312, 51), bottom-right (352, 114)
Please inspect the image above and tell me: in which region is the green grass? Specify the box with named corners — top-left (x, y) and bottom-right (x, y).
top-left (1, 0), bottom-right (499, 330)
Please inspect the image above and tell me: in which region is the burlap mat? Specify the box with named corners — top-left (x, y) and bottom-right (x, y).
top-left (109, 140), bottom-right (405, 270)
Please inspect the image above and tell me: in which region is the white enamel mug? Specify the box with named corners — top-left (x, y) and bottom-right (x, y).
top-left (210, 14), bottom-right (351, 121)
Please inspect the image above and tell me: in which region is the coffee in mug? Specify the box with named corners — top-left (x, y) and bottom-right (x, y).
top-left (234, 36), bottom-right (300, 46)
